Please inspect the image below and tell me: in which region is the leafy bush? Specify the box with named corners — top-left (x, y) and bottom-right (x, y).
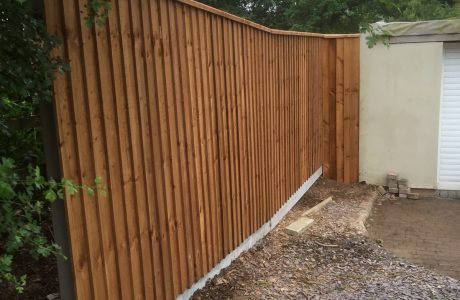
top-left (0, 0), bottom-right (106, 293)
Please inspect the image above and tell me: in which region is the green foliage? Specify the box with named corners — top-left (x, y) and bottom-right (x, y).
top-left (0, 0), bottom-right (108, 294)
top-left (0, 0), bottom-right (67, 115)
top-left (360, 23), bottom-right (391, 48)
top-left (198, 0), bottom-right (458, 33)
top-left (0, 157), bottom-right (105, 293)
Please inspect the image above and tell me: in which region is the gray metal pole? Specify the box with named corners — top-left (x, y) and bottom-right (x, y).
top-left (36, 0), bottom-right (76, 295)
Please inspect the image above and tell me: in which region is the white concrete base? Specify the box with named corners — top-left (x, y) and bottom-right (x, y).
top-left (176, 167), bottom-right (322, 300)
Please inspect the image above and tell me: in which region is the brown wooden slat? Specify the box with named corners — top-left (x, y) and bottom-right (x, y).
top-left (182, 4), bottom-right (205, 282)
top-left (44, 1), bottom-right (94, 298)
top-left (76, 0), bottom-right (123, 296)
top-left (335, 38), bottom-right (345, 183)
top-left (169, 1), bottom-right (195, 288)
top-left (195, 8), bottom-right (215, 272)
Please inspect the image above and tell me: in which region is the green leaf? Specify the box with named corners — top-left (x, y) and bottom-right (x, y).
top-left (44, 189), bottom-right (57, 202)
top-left (94, 176), bottom-right (102, 185)
top-left (99, 189), bottom-right (107, 198)
top-left (86, 187), bottom-right (95, 197)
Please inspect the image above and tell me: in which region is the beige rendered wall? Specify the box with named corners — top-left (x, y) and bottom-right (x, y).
top-left (360, 38), bottom-right (443, 188)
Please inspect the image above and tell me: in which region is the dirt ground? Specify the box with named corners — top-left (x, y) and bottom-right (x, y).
top-left (368, 196), bottom-right (460, 279)
top-left (192, 178), bottom-right (460, 299)
top-left (0, 254), bottom-right (58, 300)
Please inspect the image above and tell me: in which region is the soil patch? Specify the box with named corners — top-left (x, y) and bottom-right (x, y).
top-left (192, 178), bottom-right (460, 299)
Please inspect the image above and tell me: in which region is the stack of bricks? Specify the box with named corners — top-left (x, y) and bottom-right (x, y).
top-left (387, 172), bottom-right (419, 199)
top-left (387, 172), bottom-right (399, 194)
top-left (398, 178), bottom-right (410, 198)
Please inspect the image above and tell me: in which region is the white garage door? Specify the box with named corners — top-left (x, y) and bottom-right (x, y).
top-left (439, 43), bottom-right (460, 190)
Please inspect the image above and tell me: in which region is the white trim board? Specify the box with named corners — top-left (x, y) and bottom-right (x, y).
top-left (177, 167), bottom-right (323, 300)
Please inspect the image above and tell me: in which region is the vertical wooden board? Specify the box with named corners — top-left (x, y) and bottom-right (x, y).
top-left (168, 1), bottom-right (195, 287)
top-left (116, 0), bottom-right (152, 298)
top-left (210, 15), bottom-right (229, 258)
top-left (260, 31), bottom-right (267, 222)
top-left (350, 38), bottom-right (360, 183)
top-left (93, 4), bottom-right (142, 299)
top-left (266, 32), bottom-right (273, 218)
top-left (285, 35), bottom-right (290, 194)
top-left (309, 37), bottom-right (314, 176)
top-left (229, 22), bottom-right (242, 245)
top-left (247, 27), bottom-right (257, 233)
top-left (166, 0), bottom-right (196, 288)
top-left (181, 4), bottom-right (205, 281)
top-left (216, 16), bottom-right (233, 255)
top-left (281, 35), bottom-right (287, 199)
top-left (60, 1), bottom-right (108, 298)
top-left (189, 7), bottom-right (210, 275)
top-left (140, 0), bottom-right (173, 297)
top-left (120, 0), bottom-right (160, 297)
top-left (176, 2), bottom-right (202, 282)
top-left (297, 37), bottom-right (301, 181)
top-left (315, 39), bottom-right (320, 172)
top-left (75, 0), bottom-right (122, 298)
top-left (343, 38), bottom-right (352, 183)
top-left (44, 1), bottom-right (93, 298)
top-left (162, 1), bottom-right (192, 291)
top-left (289, 36), bottom-right (294, 194)
top-left (291, 36), bottom-right (296, 193)
top-left (257, 30), bottom-right (265, 226)
top-left (221, 17), bottom-right (232, 256)
top-left (148, 1), bottom-right (178, 297)
top-left (268, 33), bottom-right (275, 216)
top-left (203, 10), bottom-right (222, 267)
top-left (302, 38), bottom-right (308, 181)
top-left (285, 36), bottom-right (291, 196)
top-left (207, 17), bottom-right (224, 264)
top-left (321, 39), bottom-right (331, 178)
top-left (234, 23), bottom-right (248, 239)
top-left (251, 29), bottom-right (259, 228)
top-left (242, 25), bottom-right (251, 234)
top-left (269, 34), bottom-right (275, 215)
top-left (296, 37), bottom-right (301, 184)
top-left (314, 39), bottom-right (320, 171)
top-left (275, 35), bottom-right (281, 210)
top-left (128, 0), bottom-right (163, 297)
top-left (328, 40), bottom-right (337, 180)
top-left (106, 0), bottom-right (145, 297)
top-left (335, 38), bottom-right (345, 183)
top-left (243, 25), bottom-right (252, 234)
top-left (295, 37), bottom-right (304, 186)
top-left (154, 0), bottom-right (185, 295)
top-left (227, 21), bottom-right (237, 246)
top-left (195, 9), bottom-right (215, 270)
top-left (222, 19), bottom-right (236, 249)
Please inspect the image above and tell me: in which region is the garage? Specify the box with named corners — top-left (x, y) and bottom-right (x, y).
top-left (439, 42), bottom-right (460, 190)
top-left (360, 19), bottom-right (460, 196)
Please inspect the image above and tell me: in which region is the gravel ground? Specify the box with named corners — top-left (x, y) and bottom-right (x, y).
top-left (192, 178), bottom-right (460, 299)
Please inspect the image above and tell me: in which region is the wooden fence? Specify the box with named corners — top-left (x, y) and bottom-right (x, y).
top-left (43, 0), bottom-right (359, 299)
top-left (323, 38), bottom-right (360, 183)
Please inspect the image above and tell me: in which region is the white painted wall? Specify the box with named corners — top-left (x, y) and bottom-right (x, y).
top-left (360, 38), bottom-right (443, 188)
